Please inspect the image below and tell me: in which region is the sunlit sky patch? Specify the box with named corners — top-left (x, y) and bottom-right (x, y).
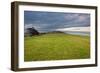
top-left (24, 11), bottom-right (90, 33)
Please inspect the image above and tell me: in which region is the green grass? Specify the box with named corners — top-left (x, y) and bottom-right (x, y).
top-left (24, 33), bottom-right (90, 61)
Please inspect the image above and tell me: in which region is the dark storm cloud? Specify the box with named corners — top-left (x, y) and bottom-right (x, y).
top-left (24, 11), bottom-right (90, 33)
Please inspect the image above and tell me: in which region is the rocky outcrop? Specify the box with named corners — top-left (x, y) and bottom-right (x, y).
top-left (24, 27), bottom-right (39, 36)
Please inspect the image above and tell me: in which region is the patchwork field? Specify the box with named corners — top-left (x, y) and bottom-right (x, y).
top-left (24, 33), bottom-right (90, 61)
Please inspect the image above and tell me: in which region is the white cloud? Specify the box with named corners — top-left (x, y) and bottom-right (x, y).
top-left (24, 24), bottom-right (41, 29)
top-left (56, 26), bottom-right (90, 32)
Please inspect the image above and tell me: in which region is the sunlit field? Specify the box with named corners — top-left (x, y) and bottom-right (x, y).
top-left (24, 33), bottom-right (90, 61)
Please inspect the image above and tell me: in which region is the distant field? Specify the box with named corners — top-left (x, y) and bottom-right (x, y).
top-left (24, 33), bottom-right (90, 61)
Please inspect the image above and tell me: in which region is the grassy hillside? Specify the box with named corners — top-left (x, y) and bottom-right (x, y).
top-left (24, 33), bottom-right (90, 61)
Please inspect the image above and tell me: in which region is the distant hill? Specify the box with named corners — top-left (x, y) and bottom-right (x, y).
top-left (47, 31), bottom-right (65, 34)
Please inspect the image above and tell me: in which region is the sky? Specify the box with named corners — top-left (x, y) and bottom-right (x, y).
top-left (24, 11), bottom-right (90, 33)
